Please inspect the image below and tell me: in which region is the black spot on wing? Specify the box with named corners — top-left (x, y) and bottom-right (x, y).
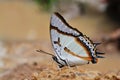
top-left (54, 37), bottom-right (61, 46)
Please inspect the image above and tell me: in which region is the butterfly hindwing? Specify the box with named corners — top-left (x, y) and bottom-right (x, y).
top-left (50, 28), bottom-right (91, 65)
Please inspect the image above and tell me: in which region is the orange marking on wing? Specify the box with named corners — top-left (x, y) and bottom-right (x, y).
top-left (64, 47), bottom-right (92, 61)
top-left (75, 38), bottom-right (92, 58)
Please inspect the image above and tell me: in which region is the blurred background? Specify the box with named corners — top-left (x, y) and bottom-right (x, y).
top-left (0, 0), bottom-right (120, 78)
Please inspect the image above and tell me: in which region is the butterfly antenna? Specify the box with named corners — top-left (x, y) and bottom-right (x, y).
top-left (36, 50), bottom-right (54, 56)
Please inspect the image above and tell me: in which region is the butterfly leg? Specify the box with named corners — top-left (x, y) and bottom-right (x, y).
top-left (64, 59), bottom-right (70, 67)
top-left (52, 56), bottom-right (64, 68)
top-left (65, 59), bottom-right (77, 74)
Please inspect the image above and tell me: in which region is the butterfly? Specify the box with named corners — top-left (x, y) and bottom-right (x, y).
top-left (37, 12), bottom-right (104, 68)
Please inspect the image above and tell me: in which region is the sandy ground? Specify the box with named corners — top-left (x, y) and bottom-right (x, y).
top-left (0, 41), bottom-right (119, 80)
top-left (0, 1), bottom-right (120, 80)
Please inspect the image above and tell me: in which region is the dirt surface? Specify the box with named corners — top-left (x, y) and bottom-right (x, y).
top-left (0, 40), bottom-right (119, 80)
top-left (1, 63), bottom-right (120, 80)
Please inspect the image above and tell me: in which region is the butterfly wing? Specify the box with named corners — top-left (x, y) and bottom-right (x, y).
top-left (50, 12), bottom-right (95, 66)
top-left (50, 12), bottom-right (83, 37)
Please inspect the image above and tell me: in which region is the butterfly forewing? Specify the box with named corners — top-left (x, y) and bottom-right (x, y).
top-left (50, 12), bottom-right (83, 36)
